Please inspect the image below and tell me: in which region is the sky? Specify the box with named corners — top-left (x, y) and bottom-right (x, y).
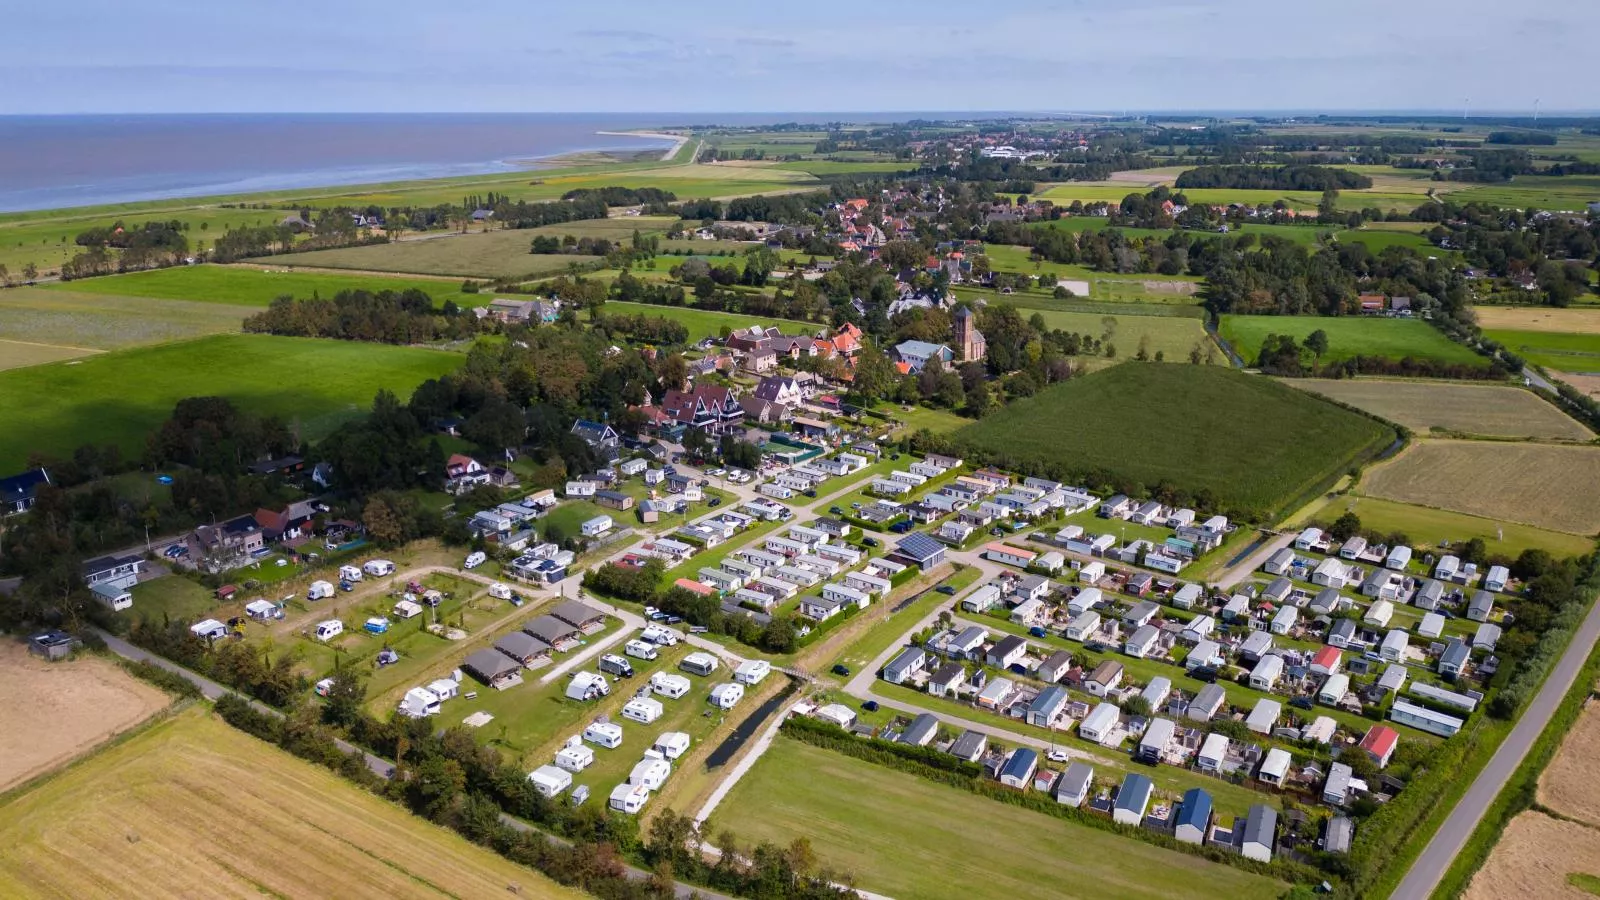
top-left (3, 0), bottom-right (1597, 115)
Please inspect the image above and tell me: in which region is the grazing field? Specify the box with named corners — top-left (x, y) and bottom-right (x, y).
top-left (1484, 328), bottom-right (1600, 372)
top-left (0, 206), bottom-right (280, 274)
top-left (882, 402), bottom-right (972, 435)
top-left (0, 710), bottom-right (585, 900)
top-left (1463, 812), bottom-right (1600, 900)
top-left (0, 642), bottom-right (169, 792)
top-left (956, 363), bottom-right (1392, 516)
top-left (1361, 439), bottom-right (1600, 535)
top-left (1220, 314), bottom-right (1486, 366)
top-left (1475, 306), bottom-right (1600, 335)
top-left (46, 265), bottom-right (482, 308)
top-left (277, 231), bottom-right (600, 279)
top-left (603, 300), bottom-right (817, 341)
top-left (1450, 175), bottom-right (1600, 212)
top-left (1289, 379), bottom-right (1592, 440)
top-left (0, 334), bottom-right (459, 471)
top-left (1310, 495), bottom-right (1593, 559)
top-left (1020, 307), bottom-right (1210, 360)
top-left (0, 287), bottom-right (247, 353)
top-left (712, 737), bottom-right (1288, 900)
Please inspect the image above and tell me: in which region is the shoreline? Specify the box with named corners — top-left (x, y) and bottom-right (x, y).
top-left (595, 130), bottom-right (689, 161)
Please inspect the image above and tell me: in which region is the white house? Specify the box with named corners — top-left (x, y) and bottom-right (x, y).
top-left (629, 757), bottom-right (672, 791)
top-left (1078, 702), bottom-right (1121, 744)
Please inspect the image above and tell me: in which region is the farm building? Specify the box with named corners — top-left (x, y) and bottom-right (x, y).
top-left (1113, 773), bottom-right (1154, 826)
top-left (1176, 788), bottom-right (1213, 845)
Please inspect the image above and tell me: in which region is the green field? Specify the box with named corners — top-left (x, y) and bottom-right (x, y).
top-left (712, 737), bottom-right (1288, 900)
top-left (603, 300), bottom-right (818, 341)
top-left (0, 206), bottom-right (285, 274)
top-left (46, 265), bottom-right (485, 308)
top-left (1020, 307), bottom-right (1211, 359)
top-left (1220, 314), bottom-right (1487, 366)
top-left (0, 333), bottom-right (460, 470)
top-left (955, 363), bottom-right (1393, 517)
top-left (277, 231), bottom-right (601, 279)
top-left (1036, 183), bottom-right (1429, 213)
top-left (1309, 495), bottom-right (1594, 559)
top-left (0, 286), bottom-right (249, 352)
top-left (1484, 328), bottom-right (1600, 372)
top-left (1448, 175), bottom-right (1600, 212)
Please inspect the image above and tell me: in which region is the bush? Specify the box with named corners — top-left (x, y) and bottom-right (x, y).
top-left (120, 659), bottom-right (202, 699)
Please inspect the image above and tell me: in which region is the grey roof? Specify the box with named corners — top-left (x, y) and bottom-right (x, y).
top-left (494, 631), bottom-right (549, 659)
top-left (524, 615), bottom-right (580, 644)
top-left (1040, 649), bottom-right (1075, 673)
top-left (1030, 685), bottom-right (1070, 715)
top-left (1192, 683), bottom-right (1226, 714)
top-left (551, 600), bottom-right (606, 627)
top-left (1264, 577), bottom-right (1292, 600)
top-left (1330, 619), bottom-right (1358, 641)
top-left (1241, 804), bottom-right (1278, 848)
top-left (1468, 590), bottom-right (1493, 615)
top-left (900, 713), bottom-right (939, 746)
top-left (895, 532), bottom-right (945, 562)
top-left (929, 661), bottom-right (966, 684)
top-left (464, 648), bottom-right (522, 681)
top-left (1325, 816), bottom-right (1354, 853)
top-left (1440, 638), bottom-right (1470, 670)
top-left (1418, 579), bottom-right (1445, 602)
top-left (1175, 788), bottom-right (1212, 832)
top-left (949, 730), bottom-right (987, 758)
top-left (885, 646), bottom-right (927, 679)
top-left (989, 634), bottom-right (1026, 659)
top-left (1058, 762), bottom-right (1094, 797)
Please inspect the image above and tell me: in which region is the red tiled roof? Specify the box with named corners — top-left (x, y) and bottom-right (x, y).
top-left (1359, 725), bottom-right (1398, 759)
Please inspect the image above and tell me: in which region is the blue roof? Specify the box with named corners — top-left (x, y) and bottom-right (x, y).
top-left (1000, 748), bottom-right (1038, 780)
top-left (1116, 773), bottom-right (1153, 811)
top-left (1031, 685), bottom-right (1069, 712)
top-left (1176, 788), bottom-right (1213, 831)
top-left (896, 532), bottom-right (945, 562)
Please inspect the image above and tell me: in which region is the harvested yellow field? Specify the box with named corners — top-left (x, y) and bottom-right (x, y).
top-left (1537, 698), bottom-right (1600, 827)
top-left (0, 710), bottom-right (582, 900)
top-left (1464, 811), bottom-right (1600, 900)
top-left (1474, 306), bottom-right (1600, 335)
top-left (1291, 379), bottom-right (1592, 440)
top-left (0, 642), bottom-right (168, 791)
top-left (1361, 439), bottom-right (1600, 535)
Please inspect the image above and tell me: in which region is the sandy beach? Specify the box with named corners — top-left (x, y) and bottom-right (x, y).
top-left (597, 130), bottom-right (689, 161)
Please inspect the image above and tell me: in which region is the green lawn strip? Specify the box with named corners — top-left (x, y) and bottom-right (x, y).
top-left (1312, 495), bottom-right (1594, 559)
top-left (601, 300), bottom-right (817, 341)
top-left (44, 265), bottom-right (483, 308)
top-left (1220, 315), bottom-right (1485, 367)
top-left (1482, 328), bottom-right (1600, 371)
top-left (829, 567), bottom-right (982, 675)
top-left (0, 333), bottom-right (460, 472)
top-left (710, 735), bottom-right (1291, 900)
top-left (128, 576), bottom-right (219, 622)
top-left (1425, 637), bottom-right (1600, 900)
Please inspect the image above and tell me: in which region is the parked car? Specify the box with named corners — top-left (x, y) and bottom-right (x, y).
top-left (936, 585), bottom-right (956, 596)
top-left (831, 664), bottom-right (850, 676)
top-left (1029, 626), bottom-right (1048, 638)
top-left (803, 489), bottom-right (817, 498)
top-left (1290, 696), bottom-right (1315, 710)
top-left (1047, 749), bottom-right (1070, 764)
top-left (890, 521), bottom-right (913, 534)
top-left (861, 700), bottom-right (879, 712)
top-left (829, 506), bottom-right (844, 515)
top-left (862, 537), bottom-right (880, 548)
top-left (707, 497), bottom-right (722, 507)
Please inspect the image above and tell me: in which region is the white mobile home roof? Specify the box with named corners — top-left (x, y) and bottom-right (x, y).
top-left (1199, 732), bottom-right (1230, 764)
top-left (1259, 747), bottom-right (1292, 781)
top-left (1391, 699), bottom-right (1465, 736)
top-left (1080, 702), bottom-right (1120, 740)
top-left (1410, 681), bottom-right (1479, 712)
top-left (1418, 612), bottom-right (1446, 638)
top-left (1246, 699), bottom-right (1281, 734)
top-left (1320, 673), bottom-right (1351, 702)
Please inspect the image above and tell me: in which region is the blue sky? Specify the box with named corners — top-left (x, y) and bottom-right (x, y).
top-left (3, 0), bottom-right (1595, 114)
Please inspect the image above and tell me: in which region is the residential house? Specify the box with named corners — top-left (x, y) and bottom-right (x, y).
top-left (883, 647), bottom-right (928, 685)
top-left (0, 467), bottom-right (50, 515)
top-left (1085, 660), bottom-right (1124, 697)
top-left (986, 635), bottom-right (1029, 669)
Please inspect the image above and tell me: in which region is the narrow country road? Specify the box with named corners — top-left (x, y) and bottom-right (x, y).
top-left (1390, 593), bottom-right (1600, 900)
top-left (93, 628), bottom-right (741, 900)
top-left (1212, 532), bottom-right (1292, 591)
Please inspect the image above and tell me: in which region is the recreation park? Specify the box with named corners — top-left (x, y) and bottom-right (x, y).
top-left (4, 115), bottom-right (1600, 900)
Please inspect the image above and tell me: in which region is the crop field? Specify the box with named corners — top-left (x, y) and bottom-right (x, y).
top-left (1333, 228), bottom-right (1443, 255)
top-left (0, 286), bottom-right (248, 355)
top-left (0, 710), bottom-right (585, 899)
top-left (274, 231), bottom-right (600, 279)
top-left (1361, 439), bottom-right (1600, 535)
top-left (0, 338), bottom-right (97, 370)
top-left (1484, 328), bottom-right (1600, 372)
top-left (1288, 379), bottom-right (1592, 440)
top-left (1310, 495), bottom-right (1592, 559)
top-left (956, 363), bottom-right (1392, 516)
top-left (1450, 175), bottom-right (1600, 212)
top-left (46, 265), bottom-right (483, 308)
top-left (1464, 812), bottom-right (1600, 900)
top-left (0, 333), bottom-right (459, 471)
top-left (1220, 314), bottom-right (1486, 366)
top-left (1475, 307), bottom-right (1600, 335)
top-left (603, 300), bottom-right (817, 341)
top-left (0, 641), bottom-right (169, 792)
top-left (712, 737), bottom-right (1287, 900)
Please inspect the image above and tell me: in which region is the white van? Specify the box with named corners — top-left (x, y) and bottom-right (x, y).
top-left (583, 722), bottom-right (624, 749)
top-left (642, 624), bottom-right (681, 646)
top-left (624, 639), bottom-right (659, 661)
top-left (464, 551), bottom-right (486, 569)
top-left (313, 619), bottom-right (344, 642)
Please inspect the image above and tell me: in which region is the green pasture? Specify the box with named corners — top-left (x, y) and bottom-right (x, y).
top-left (1220, 315), bottom-right (1486, 366)
top-left (1484, 328), bottom-right (1600, 371)
top-left (44, 265), bottom-right (482, 308)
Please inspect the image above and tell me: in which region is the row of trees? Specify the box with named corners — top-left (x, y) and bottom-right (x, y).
top-left (243, 289), bottom-right (480, 343)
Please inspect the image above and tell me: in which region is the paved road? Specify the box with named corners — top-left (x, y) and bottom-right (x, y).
top-left (94, 629), bottom-right (742, 900)
top-left (1212, 532), bottom-right (1292, 591)
top-left (693, 699), bottom-right (798, 826)
top-left (1391, 593), bottom-right (1600, 900)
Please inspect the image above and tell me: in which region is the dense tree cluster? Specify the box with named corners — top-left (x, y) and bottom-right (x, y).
top-left (243, 289), bottom-right (479, 343)
top-left (1175, 165), bottom-right (1373, 191)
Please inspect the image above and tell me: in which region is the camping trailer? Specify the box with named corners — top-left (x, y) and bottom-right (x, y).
top-left (363, 559), bottom-right (395, 577)
top-left (314, 619), bottom-right (344, 642)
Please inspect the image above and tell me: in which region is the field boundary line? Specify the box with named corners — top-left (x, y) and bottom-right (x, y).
top-left (0, 336), bottom-right (106, 354)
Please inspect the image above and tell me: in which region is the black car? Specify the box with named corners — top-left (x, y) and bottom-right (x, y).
top-left (803, 489), bottom-right (817, 498)
top-left (1084, 641), bottom-right (1107, 654)
top-left (936, 585), bottom-right (956, 596)
top-left (1290, 696), bottom-right (1315, 710)
top-left (862, 537), bottom-right (880, 548)
top-left (861, 700), bottom-right (880, 712)
top-left (707, 497), bottom-right (722, 507)
top-left (829, 506), bottom-right (844, 515)
top-left (831, 664), bottom-right (851, 676)
top-left (1189, 666), bottom-right (1219, 683)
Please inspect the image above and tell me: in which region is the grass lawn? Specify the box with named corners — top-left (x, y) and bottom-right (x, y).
top-left (1036, 183), bottom-right (1428, 213)
top-left (1219, 315), bottom-right (1487, 367)
top-left (711, 737), bottom-right (1288, 900)
top-left (881, 402), bottom-right (972, 436)
top-left (1483, 328), bottom-right (1600, 372)
top-left (279, 231), bottom-right (600, 279)
top-left (0, 206), bottom-right (278, 274)
top-left (955, 363), bottom-right (1393, 518)
top-left (0, 709), bottom-right (586, 899)
top-left (0, 286), bottom-right (248, 352)
top-left (827, 566), bottom-right (979, 675)
top-left (46, 264), bottom-right (485, 308)
top-left (1286, 378), bottom-right (1592, 440)
top-left (1020, 307), bottom-right (1210, 360)
top-left (127, 575), bottom-right (218, 622)
top-left (1309, 494), bottom-right (1594, 559)
top-left (0, 333), bottom-right (460, 472)
top-left (603, 300), bottom-right (817, 341)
